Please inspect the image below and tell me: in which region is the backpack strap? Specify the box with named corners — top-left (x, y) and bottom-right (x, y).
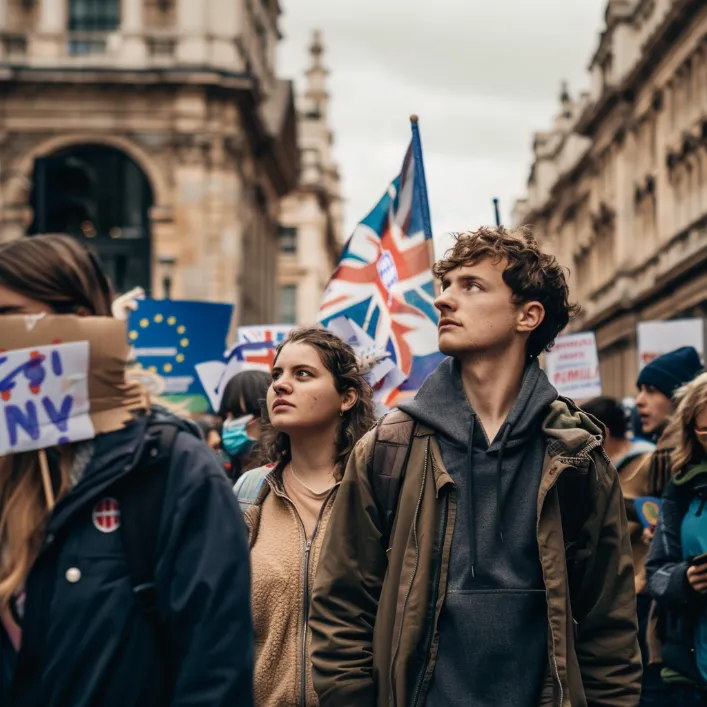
top-left (233, 467), bottom-right (271, 514)
top-left (114, 422), bottom-right (178, 616)
top-left (369, 409), bottom-right (416, 549)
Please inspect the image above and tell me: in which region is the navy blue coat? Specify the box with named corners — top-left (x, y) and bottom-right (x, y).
top-left (1, 414), bottom-right (254, 707)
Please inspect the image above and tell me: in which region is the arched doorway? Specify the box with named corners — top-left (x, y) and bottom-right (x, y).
top-left (28, 144), bottom-right (154, 294)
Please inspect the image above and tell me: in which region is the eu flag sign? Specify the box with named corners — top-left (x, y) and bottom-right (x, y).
top-left (128, 299), bottom-right (233, 413)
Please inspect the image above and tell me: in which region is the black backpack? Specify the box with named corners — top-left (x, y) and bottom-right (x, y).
top-left (112, 419), bottom-right (178, 617)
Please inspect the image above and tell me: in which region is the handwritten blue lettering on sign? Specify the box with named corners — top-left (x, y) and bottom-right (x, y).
top-left (6, 401), bottom-right (40, 447)
top-left (0, 342), bottom-right (94, 456)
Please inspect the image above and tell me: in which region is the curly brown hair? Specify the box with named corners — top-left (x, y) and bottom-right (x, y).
top-left (433, 226), bottom-right (579, 358)
top-left (259, 326), bottom-right (376, 476)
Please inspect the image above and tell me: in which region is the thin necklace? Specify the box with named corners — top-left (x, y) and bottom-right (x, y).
top-left (289, 461), bottom-right (336, 496)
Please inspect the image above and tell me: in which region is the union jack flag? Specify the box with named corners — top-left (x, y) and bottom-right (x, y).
top-left (319, 118), bottom-right (444, 406)
top-left (236, 326), bottom-right (292, 346)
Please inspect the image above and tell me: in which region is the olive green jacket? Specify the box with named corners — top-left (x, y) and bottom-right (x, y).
top-left (309, 399), bottom-right (641, 707)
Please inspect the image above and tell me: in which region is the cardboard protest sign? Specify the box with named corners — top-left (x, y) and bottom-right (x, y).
top-left (128, 299), bottom-right (234, 413)
top-left (637, 319), bottom-right (706, 370)
top-left (544, 332), bottom-right (602, 401)
top-left (0, 343), bottom-right (94, 455)
top-left (0, 315), bottom-right (145, 438)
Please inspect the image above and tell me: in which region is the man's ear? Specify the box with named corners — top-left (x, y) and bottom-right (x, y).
top-left (516, 301), bottom-right (545, 335)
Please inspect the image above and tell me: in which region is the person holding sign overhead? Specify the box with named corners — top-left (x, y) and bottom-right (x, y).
top-left (646, 372), bottom-right (707, 705)
top-left (0, 235), bottom-right (254, 707)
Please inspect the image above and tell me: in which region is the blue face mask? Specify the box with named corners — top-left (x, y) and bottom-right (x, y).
top-left (222, 415), bottom-right (256, 458)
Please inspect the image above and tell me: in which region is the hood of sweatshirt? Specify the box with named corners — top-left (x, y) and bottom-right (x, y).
top-left (399, 356), bottom-right (557, 450)
top-left (399, 356), bottom-right (558, 570)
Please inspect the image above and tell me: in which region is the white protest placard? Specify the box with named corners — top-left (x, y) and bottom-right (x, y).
top-left (637, 319), bottom-right (706, 370)
top-left (0, 342), bottom-right (95, 456)
top-left (326, 316), bottom-right (407, 415)
top-left (544, 332), bottom-right (602, 401)
top-left (195, 358), bottom-right (269, 413)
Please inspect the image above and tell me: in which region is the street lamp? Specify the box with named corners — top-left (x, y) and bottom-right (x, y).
top-left (159, 255), bottom-right (177, 299)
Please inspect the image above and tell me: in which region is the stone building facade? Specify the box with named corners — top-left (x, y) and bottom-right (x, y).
top-left (514, 0), bottom-right (707, 398)
top-left (277, 31), bottom-right (342, 325)
top-left (0, 0), bottom-right (298, 326)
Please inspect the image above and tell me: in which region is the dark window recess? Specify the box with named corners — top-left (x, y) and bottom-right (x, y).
top-left (29, 144), bottom-right (153, 295)
top-left (279, 226), bottom-right (297, 254)
top-left (69, 0), bottom-right (120, 31)
top-left (280, 284), bottom-right (297, 324)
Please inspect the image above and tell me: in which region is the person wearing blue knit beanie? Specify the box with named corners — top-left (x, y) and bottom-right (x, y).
top-left (636, 346), bottom-right (703, 440)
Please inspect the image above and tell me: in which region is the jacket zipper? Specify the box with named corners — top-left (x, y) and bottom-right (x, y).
top-left (546, 442), bottom-right (600, 707)
top-left (411, 490), bottom-right (449, 707)
top-left (389, 437), bottom-right (429, 707)
top-left (301, 537), bottom-right (312, 707)
top-left (538, 456), bottom-right (587, 707)
top-left (276, 484), bottom-right (337, 707)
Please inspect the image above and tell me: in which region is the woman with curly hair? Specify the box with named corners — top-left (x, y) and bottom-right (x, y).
top-left (647, 372), bottom-right (707, 704)
top-left (234, 326), bottom-right (375, 707)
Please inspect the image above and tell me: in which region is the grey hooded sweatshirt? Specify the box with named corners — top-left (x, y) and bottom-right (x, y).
top-left (398, 356), bottom-right (558, 707)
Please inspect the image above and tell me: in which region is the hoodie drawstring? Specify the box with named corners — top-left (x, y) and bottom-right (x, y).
top-left (496, 423), bottom-right (512, 544)
top-left (468, 420), bottom-right (513, 578)
top-left (469, 419), bottom-right (513, 576)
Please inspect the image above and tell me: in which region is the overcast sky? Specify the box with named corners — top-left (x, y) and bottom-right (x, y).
top-left (278, 0), bottom-right (607, 258)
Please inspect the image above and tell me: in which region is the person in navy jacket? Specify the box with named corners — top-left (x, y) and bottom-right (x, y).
top-left (0, 234), bottom-right (254, 707)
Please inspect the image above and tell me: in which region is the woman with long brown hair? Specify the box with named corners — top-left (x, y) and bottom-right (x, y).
top-left (234, 326), bottom-right (375, 707)
top-left (0, 234), bottom-right (254, 707)
top-left (647, 372), bottom-right (707, 704)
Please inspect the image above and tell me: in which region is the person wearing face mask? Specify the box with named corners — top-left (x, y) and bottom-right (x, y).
top-left (646, 372), bottom-right (707, 704)
top-left (233, 326), bottom-right (376, 707)
top-left (218, 370), bottom-right (270, 481)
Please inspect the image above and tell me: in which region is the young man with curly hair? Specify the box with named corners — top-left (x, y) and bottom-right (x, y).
top-left (309, 227), bottom-right (641, 707)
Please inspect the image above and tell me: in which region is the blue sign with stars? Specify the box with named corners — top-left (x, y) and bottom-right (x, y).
top-left (128, 299), bottom-right (233, 411)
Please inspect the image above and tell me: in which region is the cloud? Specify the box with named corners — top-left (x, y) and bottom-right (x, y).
top-left (279, 0), bottom-right (607, 252)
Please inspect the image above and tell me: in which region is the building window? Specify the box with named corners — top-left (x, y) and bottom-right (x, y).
top-left (279, 226), bottom-right (297, 254)
top-left (69, 0), bottom-right (120, 31)
top-left (68, 0), bottom-right (119, 55)
top-left (280, 284), bottom-right (297, 324)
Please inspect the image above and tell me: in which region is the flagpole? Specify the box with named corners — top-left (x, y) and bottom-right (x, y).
top-left (410, 115), bottom-right (434, 241)
top-left (493, 198), bottom-right (502, 227)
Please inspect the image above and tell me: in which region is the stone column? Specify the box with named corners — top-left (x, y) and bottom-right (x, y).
top-left (208, 0), bottom-right (238, 71)
top-left (121, 0), bottom-right (146, 64)
top-left (0, 0), bottom-right (8, 31)
top-left (0, 0), bottom-right (8, 61)
top-left (177, 0), bottom-right (208, 65)
top-left (33, 0), bottom-right (66, 58)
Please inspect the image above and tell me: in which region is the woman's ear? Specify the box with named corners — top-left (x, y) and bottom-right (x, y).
top-left (341, 388), bottom-right (358, 414)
